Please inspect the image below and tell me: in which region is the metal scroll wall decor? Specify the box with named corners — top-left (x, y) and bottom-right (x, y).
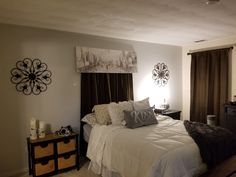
top-left (152, 63), bottom-right (170, 86)
top-left (10, 58), bottom-right (52, 95)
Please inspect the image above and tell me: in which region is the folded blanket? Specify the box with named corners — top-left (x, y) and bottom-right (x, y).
top-left (184, 120), bottom-right (236, 168)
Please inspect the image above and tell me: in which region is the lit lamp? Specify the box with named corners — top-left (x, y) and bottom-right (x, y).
top-left (160, 99), bottom-right (170, 111)
top-left (154, 99), bottom-right (170, 114)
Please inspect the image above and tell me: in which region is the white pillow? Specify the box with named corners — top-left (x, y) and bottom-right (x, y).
top-left (131, 97), bottom-right (150, 110)
top-left (92, 104), bottom-right (111, 125)
top-left (81, 113), bottom-right (97, 127)
top-left (108, 101), bottom-right (133, 125)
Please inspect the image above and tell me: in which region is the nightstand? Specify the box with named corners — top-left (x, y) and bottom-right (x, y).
top-left (27, 133), bottom-right (79, 177)
top-left (162, 110), bottom-right (181, 120)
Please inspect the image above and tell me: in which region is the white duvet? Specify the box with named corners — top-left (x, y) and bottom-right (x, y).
top-left (87, 116), bottom-right (206, 177)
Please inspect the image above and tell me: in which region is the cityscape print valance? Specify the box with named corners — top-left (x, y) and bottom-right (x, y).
top-left (75, 46), bottom-right (137, 73)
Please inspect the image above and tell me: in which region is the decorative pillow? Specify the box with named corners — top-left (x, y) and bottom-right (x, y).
top-left (131, 97), bottom-right (150, 110)
top-left (124, 107), bottom-right (158, 129)
top-left (108, 101), bottom-right (133, 125)
top-left (92, 104), bottom-right (111, 125)
top-left (81, 113), bottom-right (97, 127)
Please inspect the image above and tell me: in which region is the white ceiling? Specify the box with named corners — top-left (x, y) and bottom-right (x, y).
top-left (0, 0), bottom-right (236, 46)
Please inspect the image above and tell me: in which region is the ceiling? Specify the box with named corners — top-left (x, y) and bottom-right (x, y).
top-left (0, 0), bottom-right (236, 46)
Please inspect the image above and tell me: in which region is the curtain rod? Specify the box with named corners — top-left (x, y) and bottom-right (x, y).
top-left (187, 44), bottom-right (235, 55)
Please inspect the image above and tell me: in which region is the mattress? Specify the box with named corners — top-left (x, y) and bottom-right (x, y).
top-left (83, 123), bottom-right (92, 143)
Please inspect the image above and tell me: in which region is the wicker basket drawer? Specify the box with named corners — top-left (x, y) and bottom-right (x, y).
top-left (35, 159), bottom-right (55, 176)
top-left (34, 143), bottom-right (54, 158)
top-left (57, 138), bottom-right (76, 154)
top-left (58, 154), bottom-right (76, 170)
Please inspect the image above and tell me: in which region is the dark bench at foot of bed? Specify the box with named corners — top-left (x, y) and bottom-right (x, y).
top-left (201, 155), bottom-right (236, 177)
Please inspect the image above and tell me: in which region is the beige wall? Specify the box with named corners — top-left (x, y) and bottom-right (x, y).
top-left (0, 23), bottom-right (182, 176)
top-left (182, 37), bottom-right (236, 120)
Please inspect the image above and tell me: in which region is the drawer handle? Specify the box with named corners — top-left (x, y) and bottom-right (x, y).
top-left (41, 160), bottom-right (49, 165)
top-left (64, 154), bottom-right (71, 159)
top-left (40, 143), bottom-right (48, 148)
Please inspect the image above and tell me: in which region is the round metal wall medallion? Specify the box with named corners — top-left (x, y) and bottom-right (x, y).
top-left (10, 58), bottom-right (52, 95)
top-left (152, 63), bottom-right (170, 86)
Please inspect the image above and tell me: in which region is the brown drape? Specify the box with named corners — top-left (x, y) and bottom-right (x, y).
top-left (80, 73), bottom-right (133, 118)
top-left (80, 73), bottom-right (133, 155)
top-left (190, 48), bottom-right (230, 124)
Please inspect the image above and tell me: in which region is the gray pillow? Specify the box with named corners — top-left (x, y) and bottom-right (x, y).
top-left (124, 107), bottom-right (158, 129)
top-left (131, 97), bottom-right (150, 110)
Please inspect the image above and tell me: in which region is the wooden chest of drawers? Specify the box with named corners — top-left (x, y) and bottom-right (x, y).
top-left (27, 133), bottom-right (79, 177)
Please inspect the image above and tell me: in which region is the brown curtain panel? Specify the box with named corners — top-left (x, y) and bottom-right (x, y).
top-left (80, 73), bottom-right (133, 155)
top-left (190, 48), bottom-right (231, 124)
top-left (80, 73), bottom-right (133, 118)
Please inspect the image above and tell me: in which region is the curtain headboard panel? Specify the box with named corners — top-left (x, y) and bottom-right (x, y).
top-left (80, 73), bottom-right (133, 156)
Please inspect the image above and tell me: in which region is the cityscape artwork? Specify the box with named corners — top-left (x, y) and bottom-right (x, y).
top-left (75, 46), bottom-right (137, 73)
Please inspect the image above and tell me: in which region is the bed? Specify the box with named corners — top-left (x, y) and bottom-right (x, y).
top-left (86, 115), bottom-right (207, 177)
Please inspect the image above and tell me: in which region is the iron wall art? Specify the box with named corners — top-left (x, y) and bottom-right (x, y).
top-left (152, 63), bottom-right (170, 86)
top-left (10, 58), bottom-right (52, 95)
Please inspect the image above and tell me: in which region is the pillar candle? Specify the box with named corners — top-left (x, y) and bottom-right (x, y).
top-left (39, 121), bottom-right (45, 130)
top-left (30, 118), bottom-right (37, 129)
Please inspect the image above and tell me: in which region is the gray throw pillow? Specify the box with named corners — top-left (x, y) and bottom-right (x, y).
top-left (131, 97), bottom-right (150, 110)
top-left (124, 107), bottom-right (158, 129)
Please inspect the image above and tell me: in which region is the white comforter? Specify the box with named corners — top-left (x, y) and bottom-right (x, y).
top-left (87, 116), bottom-right (206, 177)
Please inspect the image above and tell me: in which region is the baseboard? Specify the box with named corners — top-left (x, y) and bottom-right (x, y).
top-left (0, 168), bottom-right (28, 177)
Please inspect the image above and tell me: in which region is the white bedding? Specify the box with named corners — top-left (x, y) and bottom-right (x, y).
top-left (87, 116), bottom-right (207, 177)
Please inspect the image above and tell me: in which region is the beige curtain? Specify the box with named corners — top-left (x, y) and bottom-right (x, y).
top-left (190, 48), bottom-right (231, 125)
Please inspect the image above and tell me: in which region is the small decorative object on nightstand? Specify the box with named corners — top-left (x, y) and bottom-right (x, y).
top-left (161, 110), bottom-right (181, 120)
top-left (27, 133), bottom-right (79, 177)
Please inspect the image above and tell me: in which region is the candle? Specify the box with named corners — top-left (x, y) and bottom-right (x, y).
top-left (39, 121), bottom-right (45, 129)
top-left (30, 118), bottom-right (37, 130)
top-left (38, 121), bottom-right (46, 138)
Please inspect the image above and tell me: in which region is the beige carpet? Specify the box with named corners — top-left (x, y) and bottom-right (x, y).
top-left (16, 159), bottom-right (100, 177)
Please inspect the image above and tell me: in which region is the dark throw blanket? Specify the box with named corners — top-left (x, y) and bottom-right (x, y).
top-left (184, 120), bottom-right (236, 168)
